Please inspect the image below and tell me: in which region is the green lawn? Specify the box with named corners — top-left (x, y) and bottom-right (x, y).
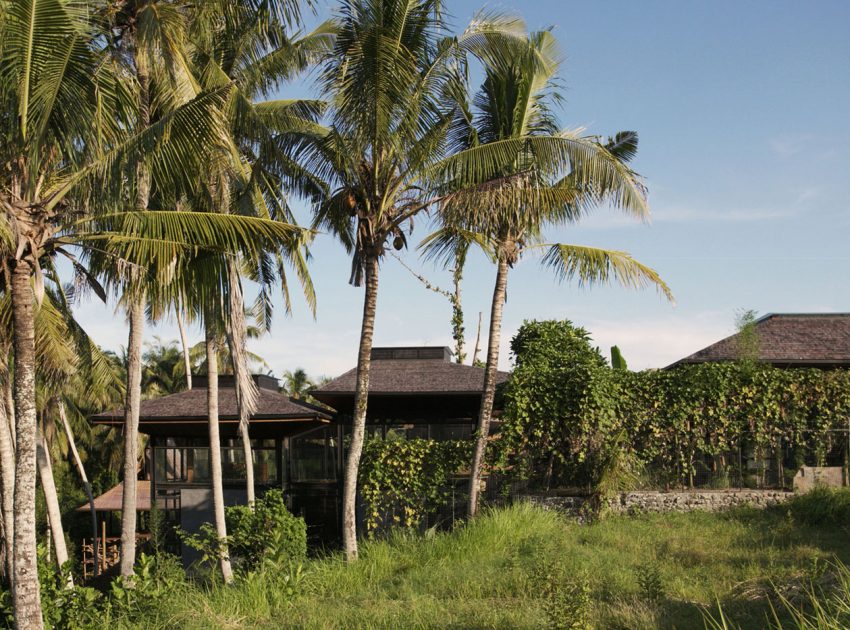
top-left (104, 498), bottom-right (850, 629)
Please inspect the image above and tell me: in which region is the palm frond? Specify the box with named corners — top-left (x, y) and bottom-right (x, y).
top-left (537, 243), bottom-right (673, 302)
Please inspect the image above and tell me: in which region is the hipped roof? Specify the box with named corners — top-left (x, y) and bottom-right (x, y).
top-left (668, 313), bottom-right (850, 368)
top-left (313, 347), bottom-right (510, 398)
top-left (77, 481), bottom-right (151, 512)
top-left (92, 385), bottom-right (332, 424)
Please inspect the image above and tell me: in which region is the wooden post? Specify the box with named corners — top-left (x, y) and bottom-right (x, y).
top-left (100, 520), bottom-right (106, 573)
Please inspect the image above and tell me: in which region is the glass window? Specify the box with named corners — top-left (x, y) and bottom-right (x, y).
top-left (189, 448), bottom-right (210, 482)
top-left (154, 445), bottom-right (275, 484)
top-left (155, 447), bottom-right (188, 482)
top-left (291, 427), bottom-right (338, 482)
top-left (254, 448), bottom-right (278, 485)
top-left (223, 438), bottom-right (274, 448)
top-left (220, 447), bottom-right (278, 484)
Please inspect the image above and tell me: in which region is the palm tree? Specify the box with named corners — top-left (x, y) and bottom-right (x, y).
top-left (425, 30), bottom-right (674, 517)
top-left (185, 327), bottom-right (272, 375)
top-left (310, 0), bottom-right (528, 562)
top-left (0, 278), bottom-right (123, 587)
top-left (148, 0), bottom-right (328, 576)
top-left (142, 338), bottom-right (187, 397)
top-left (311, 0), bottom-right (454, 561)
top-left (281, 368), bottom-right (314, 399)
top-left (0, 3), bottom-right (316, 620)
top-left (95, 0), bottom-right (204, 580)
top-left (189, 0), bottom-right (327, 511)
top-left (94, 0), bottom-right (323, 577)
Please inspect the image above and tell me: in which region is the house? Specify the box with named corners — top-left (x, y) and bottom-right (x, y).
top-left (667, 313), bottom-right (850, 369)
top-left (83, 346), bottom-right (507, 570)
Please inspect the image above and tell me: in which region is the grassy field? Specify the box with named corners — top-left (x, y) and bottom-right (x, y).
top-left (103, 493), bottom-right (850, 629)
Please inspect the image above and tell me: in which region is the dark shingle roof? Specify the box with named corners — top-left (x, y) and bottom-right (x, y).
top-left (93, 385), bottom-right (331, 422)
top-left (669, 313), bottom-right (850, 368)
top-left (313, 346), bottom-right (509, 396)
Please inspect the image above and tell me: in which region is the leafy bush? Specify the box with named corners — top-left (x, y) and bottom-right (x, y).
top-left (497, 319), bottom-right (619, 490)
top-left (787, 487), bottom-right (850, 526)
top-left (107, 552), bottom-right (186, 620)
top-left (537, 559), bottom-right (593, 630)
top-left (227, 489), bottom-right (306, 571)
top-left (180, 490), bottom-right (305, 578)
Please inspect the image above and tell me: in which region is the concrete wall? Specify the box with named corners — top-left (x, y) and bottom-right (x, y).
top-left (793, 466), bottom-right (845, 492)
top-left (179, 488), bottom-right (247, 569)
top-left (525, 489), bottom-right (792, 517)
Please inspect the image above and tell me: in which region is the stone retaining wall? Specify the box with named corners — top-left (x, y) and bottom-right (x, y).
top-left (525, 489), bottom-right (792, 517)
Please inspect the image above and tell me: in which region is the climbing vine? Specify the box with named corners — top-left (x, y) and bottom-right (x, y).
top-left (359, 437), bottom-right (472, 534)
top-left (496, 320), bottom-right (850, 490)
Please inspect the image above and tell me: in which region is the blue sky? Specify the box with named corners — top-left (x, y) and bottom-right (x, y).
top-left (73, 0), bottom-right (850, 378)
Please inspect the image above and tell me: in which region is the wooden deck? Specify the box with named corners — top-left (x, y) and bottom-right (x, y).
top-left (81, 529), bottom-right (151, 580)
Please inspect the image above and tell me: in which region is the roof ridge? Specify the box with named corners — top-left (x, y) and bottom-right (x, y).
top-left (667, 311), bottom-right (850, 369)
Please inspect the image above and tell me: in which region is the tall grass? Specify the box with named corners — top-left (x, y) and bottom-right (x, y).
top-left (100, 494), bottom-right (850, 629)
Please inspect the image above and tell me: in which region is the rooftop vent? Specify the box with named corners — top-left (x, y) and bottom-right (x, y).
top-left (370, 346), bottom-right (452, 362)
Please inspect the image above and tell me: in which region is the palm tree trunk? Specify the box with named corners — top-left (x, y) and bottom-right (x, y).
top-left (36, 427), bottom-right (71, 586)
top-left (120, 298), bottom-right (145, 577)
top-left (238, 421), bottom-right (255, 507)
top-left (471, 312), bottom-right (483, 366)
top-left (451, 251), bottom-right (465, 364)
top-left (57, 400), bottom-right (98, 577)
top-left (467, 256), bottom-right (509, 518)
top-left (342, 255), bottom-right (379, 562)
top-left (4, 381), bottom-right (15, 451)
top-left (205, 325), bottom-right (233, 583)
top-left (0, 388), bottom-right (15, 587)
top-left (224, 258), bottom-right (257, 506)
top-left (10, 259), bottom-right (43, 629)
top-left (120, 57), bottom-right (151, 579)
top-left (0, 504), bottom-right (6, 588)
top-left (176, 309), bottom-right (192, 390)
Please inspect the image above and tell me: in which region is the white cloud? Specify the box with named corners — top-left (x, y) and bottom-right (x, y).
top-left (769, 133), bottom-right (814, 158)
top-left (769, 134), bottom-right (837, 162)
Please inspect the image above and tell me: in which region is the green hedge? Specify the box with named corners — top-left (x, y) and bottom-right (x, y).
top-left (497, 320), bottom-right (850, 489)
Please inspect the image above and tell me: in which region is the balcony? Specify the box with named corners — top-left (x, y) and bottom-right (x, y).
top-left (152, 446), bottom-right (279, 486)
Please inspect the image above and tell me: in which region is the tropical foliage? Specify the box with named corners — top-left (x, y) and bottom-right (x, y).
top-left (498, 319), bottom-right (850, 492)
top-left (0, 0), bottom-right (683, 624)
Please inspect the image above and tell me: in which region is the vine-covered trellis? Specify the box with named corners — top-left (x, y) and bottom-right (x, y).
top-left (359, 438), bottom-right (472, 534)
top-left (496, 320), bottom-right (850, 491)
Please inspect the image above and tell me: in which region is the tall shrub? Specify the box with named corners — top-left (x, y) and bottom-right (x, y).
top-left (497, 320), bottom-right (616, 488)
